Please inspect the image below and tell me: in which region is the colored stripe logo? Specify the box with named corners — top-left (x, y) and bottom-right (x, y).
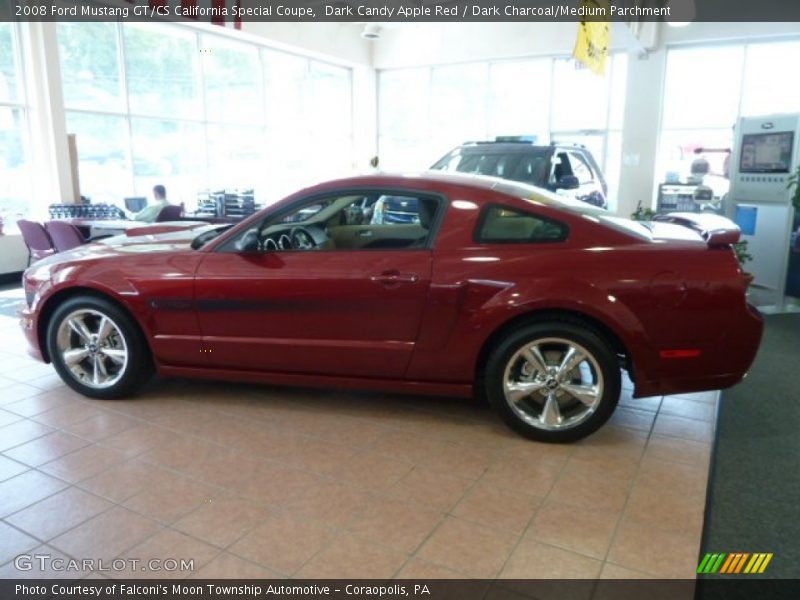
top-left (697, 552), bottom-right (773, 574)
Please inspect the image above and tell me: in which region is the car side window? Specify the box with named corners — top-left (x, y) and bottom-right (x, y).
top-left (220, 192), bottom-right (444, 253)
top-left (477, 205), bottom-right (569, 244)
top-left (568, 152), bottom-right (595, 185)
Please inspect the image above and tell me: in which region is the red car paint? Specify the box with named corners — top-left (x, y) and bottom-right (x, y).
top-left (20, 173), bottom-right (763, 400)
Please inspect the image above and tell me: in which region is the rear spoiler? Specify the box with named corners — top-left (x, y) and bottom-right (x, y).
top-left (652, 212), bottom-right (741, 246)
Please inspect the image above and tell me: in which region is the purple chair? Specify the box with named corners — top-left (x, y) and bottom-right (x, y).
top-left (16, 220), bottom-right (56, 265)
top-left (155, 203), bottom-right (184, 222)
top-left (45, 220), bottom-right (87, 253)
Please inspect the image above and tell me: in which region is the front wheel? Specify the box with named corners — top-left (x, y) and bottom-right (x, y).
top-left (47, 295), bottom-right (153, 399)
top-left (485, 322), bottom-right (621, 443)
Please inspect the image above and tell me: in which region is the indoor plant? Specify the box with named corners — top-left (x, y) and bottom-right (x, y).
top-left (734, 239), bottom-right (754, 287)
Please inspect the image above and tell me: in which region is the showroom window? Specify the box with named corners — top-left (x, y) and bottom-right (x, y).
top-left (57, 23), bottom-right (353, 208)
top-left (378, 54), bottom-right (627, 210)
top-left (656, 39), bottom-right (800, 204)
top-left (0, 22), bottom-right (32, 230)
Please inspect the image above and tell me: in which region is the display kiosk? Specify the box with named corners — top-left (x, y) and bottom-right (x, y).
top-left (727, 114), bottom-right (800, 309)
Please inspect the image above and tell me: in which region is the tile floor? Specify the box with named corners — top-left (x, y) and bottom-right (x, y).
top-left (0, 285), bottom-right (717, 581)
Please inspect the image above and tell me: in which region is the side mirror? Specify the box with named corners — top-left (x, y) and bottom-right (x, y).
top-left (556, 175), bottom-right (580, 190)
top-left (235, 230), bottom-right (260, 252)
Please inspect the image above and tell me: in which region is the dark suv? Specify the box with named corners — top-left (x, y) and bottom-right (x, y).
top-left (430, 138), bottom-right (608, 209)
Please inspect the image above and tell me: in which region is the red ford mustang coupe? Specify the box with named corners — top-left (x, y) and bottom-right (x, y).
top-left (19, 173), bottom-right (763, 442)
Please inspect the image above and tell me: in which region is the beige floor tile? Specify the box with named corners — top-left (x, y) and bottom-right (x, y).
top-left (99, 424), bottom-right (175, 457)
top-left (417, 517), bottom-right (518, 578)
top-left (122, 530), bottom-right (219, 579)
top-left (643, 435), bottom-right (711, 468)
top-left (0, 383), bottom-right (44, 406)
top-left (295, 533), bottom-right (407, 579)
top-left (395, 557), bottom-right (465, 579)
top-left (369, 431), bottom-right (452, 463)
top-left (0, 455), bottom-right (28, 482)
top-left (481, 456), bottom-right (563, 498)
top-left (348, 497), bottom-right (444, 553)
top-left (33, 402), bottom-right (106, 428)
top-left (39, 444), bottom-right (127, 483)
top-left (0, 470), bottom-right (69, 517)
top-left (500, 539), bottom-right (603, 579)
top-left (78, 459), bottom-right (173, 503)
top-left (608, 407), bottom-right (656, 432)
top-left (659, 397), bottom-right (716, 421)
top-left (548, 465), bottom-right (632, 513)
top-left (49, 506), bottom-right (161, 562)
top-left (234, 463), bottom-right (322, 506)
top-left (635, 455), bottom-right (709, 498)
top-left (525, 500), bottom-right (621, 559)
top-left (564, 448), bottom-right (643, 483)
top-left (172, 496), bottom-right (272, 549)
top-left (6, 486), bottom-right (113, 541)
top-left (137, 435), bottom-right (220, 472)
top-left (181, 449), bottom-right (265, 490)
top-left (417, 443), bottom-right (496, 480)
top-left (452, 482), bottom-right (542, 535)
top-left (229, 513), bottom-right (336, 576)
top-left (4, 431), bottom-right (91, 467)
top-left (189, 553), bottom-right (281, 579)
top-left (599, 562), bottom-right (660, 578)
top-left (387, 466), bottom-right (473, 512)
top-left (123, 475), bottom-right (222, 525)
top-left (3, 393), bottom-right (70, 418)
top-left (0, 419), bottom-right (54, 452)
top-left (333, 450), bottom-right (415, 492)
top-left (0, 522), bottom-right (39, 564)
top-left (623, 485), bottom-right (705, 537)
top-left (0, 408), bottom-right (24, 427)
top-left (607, 519), bottom-right (702, 578)
top-left (652, 414), bottom-right (714, 443)
top-left (618, 395), bottom-right (662, 413)
top-left (62, 412), bottom-right (140, 442)
top-left (285, 481), bottom-right (374, 528)
top-left (0, 544), bottom-right (72, 578)
top-left (282, 438), bottom-right (360, 475)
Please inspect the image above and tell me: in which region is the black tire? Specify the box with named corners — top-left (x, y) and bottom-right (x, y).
top-left (46, 295), bottom-right (153, 400)
top-left (485, 321), bottom-right (621, 443)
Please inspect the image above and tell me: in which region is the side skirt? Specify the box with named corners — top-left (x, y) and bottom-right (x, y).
top-left (157, 365), bottom-right (474, 398)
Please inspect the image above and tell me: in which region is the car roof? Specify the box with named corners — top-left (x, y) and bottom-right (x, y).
top-left (450, 142), bottom-right (555, 154)
top-left (298, 171), bottom-right (594, 213)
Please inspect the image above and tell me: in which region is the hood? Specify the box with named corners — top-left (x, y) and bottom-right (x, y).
top-left (33, 222), bottom-right (220, 268)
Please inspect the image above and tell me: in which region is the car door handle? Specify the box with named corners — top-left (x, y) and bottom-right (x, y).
top-left (370, 270), bottom-right (419, 285)
top-left (357, 230), bottom-right (373, 237)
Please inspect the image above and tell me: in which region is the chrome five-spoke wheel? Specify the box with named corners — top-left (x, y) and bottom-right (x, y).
top-left (56, 309), bottom-right (128, 389)
top-left (503, 338), bottom-right (603, 431)
top-left (47, 295), bottom-right (153, 399)
top-left (486, 321), bottom-right (621, 442)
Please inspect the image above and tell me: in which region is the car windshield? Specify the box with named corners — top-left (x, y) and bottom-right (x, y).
top-left (190, 224), bottom-right (234, 250)
top-left (431, 146), bottom-right (552, 186)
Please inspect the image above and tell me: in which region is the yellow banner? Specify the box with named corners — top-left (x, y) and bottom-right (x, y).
top-left (572, 0), bottom-right (611, 76)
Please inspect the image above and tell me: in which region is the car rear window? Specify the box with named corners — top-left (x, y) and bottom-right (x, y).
top-left (432, 148), bottom-right (551, 186)
top-left (477, 205), bottom-right (568, 243)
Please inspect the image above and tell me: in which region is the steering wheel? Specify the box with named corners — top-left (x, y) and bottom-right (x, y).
top-left (290, 226), bottom-right (316, 250)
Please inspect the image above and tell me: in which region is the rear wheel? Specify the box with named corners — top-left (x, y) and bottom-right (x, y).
top-left (46, 295), bottom-right (153, 399)
top-left (486, 321), bottom-right (620, 442)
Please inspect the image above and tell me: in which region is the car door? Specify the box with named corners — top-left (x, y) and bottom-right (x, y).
top-left (192, 190), bottom-right (443, 380)
top-left (566, 151), bottom-right (607, 208)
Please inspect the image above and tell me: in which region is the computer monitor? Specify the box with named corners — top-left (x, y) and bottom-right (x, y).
top-left (739, 131), bottom-right (794, 173)
top-left (124, 196), bottom-right (147, 212)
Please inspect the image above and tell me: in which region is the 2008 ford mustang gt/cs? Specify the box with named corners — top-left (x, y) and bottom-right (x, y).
top-left (19, 173), bottom-right (763, 442)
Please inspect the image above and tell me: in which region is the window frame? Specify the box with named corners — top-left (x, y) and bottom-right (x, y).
top-left (217, 187), bottom-right (450, 254)
top-left (474, 203), bottom-right (570, 245)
